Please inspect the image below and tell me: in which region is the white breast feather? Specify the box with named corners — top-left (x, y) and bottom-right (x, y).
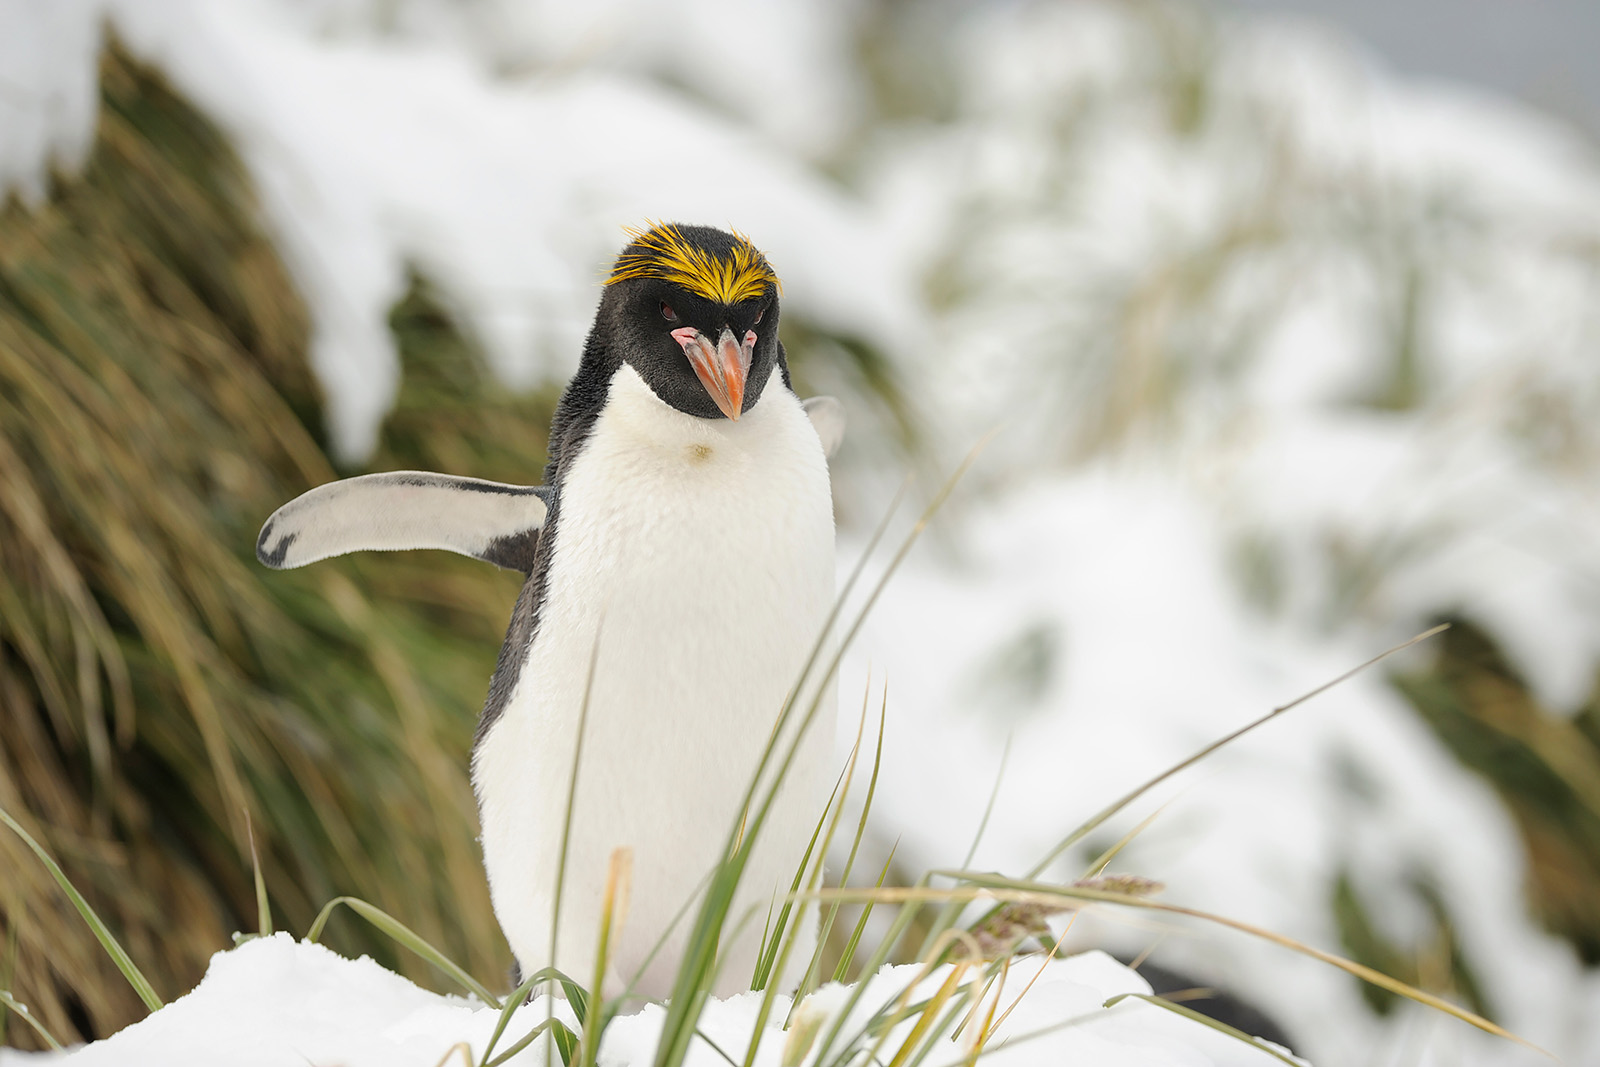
top-left (472, 364), bottom-right (837, 999)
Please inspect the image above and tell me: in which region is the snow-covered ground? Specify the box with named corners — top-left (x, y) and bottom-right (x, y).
top-left (3, 0), bottom-right (1598, 1064)
top-left (0, 934), bottom-right (1302, 1066)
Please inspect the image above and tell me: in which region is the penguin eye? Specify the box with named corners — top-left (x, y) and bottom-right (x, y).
top-left (660, 302), bottom-right (679, 323)
top-left (753, 306), bottom-right (765, 325)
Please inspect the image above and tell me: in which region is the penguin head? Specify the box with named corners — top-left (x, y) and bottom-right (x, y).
top-left (599, 223), bottom-right (781, 421)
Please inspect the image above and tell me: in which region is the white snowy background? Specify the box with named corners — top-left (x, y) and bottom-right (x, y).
top-left (4, 0), bottom-right (1600, 1064)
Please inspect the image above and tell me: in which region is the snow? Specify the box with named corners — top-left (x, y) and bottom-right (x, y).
top-left (0, 935), bottom-right (1302, 1066)
top-left (273, 0), bottom-right (866, 162)
top-left (0, 0), bottom-right (100, 207)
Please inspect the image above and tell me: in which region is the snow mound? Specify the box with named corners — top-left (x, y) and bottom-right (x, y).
top-left (2, 934), bottom-right (1302, 1066)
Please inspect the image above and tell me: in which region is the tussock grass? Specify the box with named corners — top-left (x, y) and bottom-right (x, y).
top-left (0, 44), bottom-right (553, 1046)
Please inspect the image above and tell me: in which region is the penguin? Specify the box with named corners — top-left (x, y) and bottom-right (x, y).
top-left (258, 223), bottom-right (844, 1001)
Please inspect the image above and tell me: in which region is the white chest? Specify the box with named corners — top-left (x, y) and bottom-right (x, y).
top-left (540, 365), bottom-right (835, 691)
top-left (472, 364), bottom-right (837, 997)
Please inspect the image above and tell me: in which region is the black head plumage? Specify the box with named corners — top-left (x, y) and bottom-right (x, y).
top-left (590, 223), bottom-right (784, 422)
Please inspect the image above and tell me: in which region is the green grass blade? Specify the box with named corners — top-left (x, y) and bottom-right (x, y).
top-left (754, 894), bottom-right (778, 981)
top-left (833, 841), bottom-right (899, 984)
top-left (1102, 993), bottom-right (1303, 1066)
top-left (791, 687), bottom-right (887, 1022)
top-left (961, 736), bottom-right (1010, 871)
top-left (479, 974), bottom-right (540, 1067)
top-left (950, 1002), bottom-right (1106, 1058)
top-left (885, 967), bottom-right (970, 1067)
top-left (305, 895), bottom-right (500, 1008)
top-left (695, 1027), bottom-right (740, 1066)
top-left (915, 630), bottom-right (1457, 982)
top-left (853, 956), bottom-right (978, 1067)
top-left (481, 1017), bottom-right (561, 1067)
top-left (936, 630), bottom-right (1455, 965)
top-left (811, 877), bottom-right (927, 1067)
top-left (550, 1020), bottom-right (580, 1067)
top-left (781, 1006), bottom-right (827, 1067)
top-left (0, 991), bottom-right (63, 1050)
top-left (845, 968), bottom-right (993, 1051)
top-left (561, 976), bottom-right (591, 1027)
top-left (478, 966), bottom-right (585, 1066)
top-left (0, 804), bottom-right (163, 1011)
top-left (751, 763), bottom-right (842, 990)
top-left (743, 739), bottom-right (863, 1067)
top-left (904, 972), bottom-right (986, 1067)
top-left (247, 811), bottom-right (272, 938)
top-left (754, 698), bottom-right (868, 998)
top-left (701, 897), bottom-right (774, 1001)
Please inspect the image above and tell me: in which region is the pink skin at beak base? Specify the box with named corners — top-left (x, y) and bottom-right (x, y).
top-left (672, 326), bottom-right (756, 421)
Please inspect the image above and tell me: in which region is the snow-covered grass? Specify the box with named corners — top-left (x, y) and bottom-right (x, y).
top-left (843, 6), bottom-right (1600, 1064)
top-left (842, 467), bottom-right (1600, 1066)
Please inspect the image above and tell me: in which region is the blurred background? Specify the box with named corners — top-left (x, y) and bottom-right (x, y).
top-left (3, 1), bottom-right (1599, 1063)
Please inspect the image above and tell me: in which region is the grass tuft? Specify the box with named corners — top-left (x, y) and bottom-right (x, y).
top-left (245, 812), bottom-right (272, 941)
top-left (1, 43), bottom-right (549, 1045)
top-left (305, 896), bottom-right (500, 1008)
top-left (0, 992), bottom-right (63, 1051)
top-left (0, 804), bottom-right (162, 1012)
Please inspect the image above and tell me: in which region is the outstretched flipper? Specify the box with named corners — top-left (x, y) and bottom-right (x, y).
top-left (256, 471), bottom-right (551, 574)
top-left (802, 396), bottom-right (846, 459)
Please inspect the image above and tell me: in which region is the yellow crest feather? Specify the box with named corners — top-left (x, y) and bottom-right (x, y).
top-left (606, 223), bottom-right (779, 304)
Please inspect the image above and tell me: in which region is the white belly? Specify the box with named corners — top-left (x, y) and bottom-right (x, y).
top-left (472, 365), bottom-right (837, 999)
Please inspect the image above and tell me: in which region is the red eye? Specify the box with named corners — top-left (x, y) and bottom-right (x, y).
top-left (660, 302), bottom-right (678, 323)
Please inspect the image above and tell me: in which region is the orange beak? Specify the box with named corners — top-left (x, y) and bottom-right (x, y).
top-left (673, 326), bottom-right (754, 420)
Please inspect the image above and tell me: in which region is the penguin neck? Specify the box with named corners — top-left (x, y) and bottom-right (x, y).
top-left (602, 361), bottom-right (788, 457)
